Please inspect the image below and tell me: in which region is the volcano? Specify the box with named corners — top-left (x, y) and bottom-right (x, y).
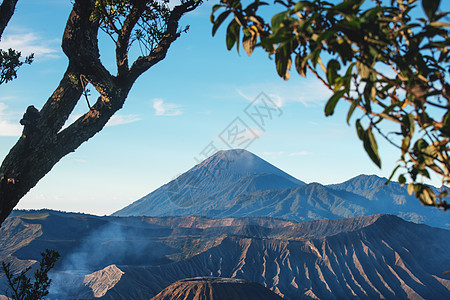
top-left (113, 149), bottom-right (449, 229)
top-left (113, 149), bottom-right (305, 217)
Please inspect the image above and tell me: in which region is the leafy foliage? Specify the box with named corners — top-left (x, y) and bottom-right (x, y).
top-left (91, 0), bottom-right (190, 56)
top-left (0, 48), bottom-right (33, 85)
top-left (211, 0), bottom-right (450, 209)
top-left (1, 249), bottom-right (60, 300)
top-left (0, 0), bottom-right (32, 86)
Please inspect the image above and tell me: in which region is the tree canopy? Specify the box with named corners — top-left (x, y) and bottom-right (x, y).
top-left (0, 0), bottom-right (202, 226)
top-left (1, 249), bottom-right (59, 300)
top-left (0, 0), bottom-right (33, 85)
top-left (211, 0), bottom-right (450, 209)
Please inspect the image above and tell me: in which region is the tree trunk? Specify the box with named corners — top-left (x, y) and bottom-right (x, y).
top-left (0, 0), bottom-right (201, 226)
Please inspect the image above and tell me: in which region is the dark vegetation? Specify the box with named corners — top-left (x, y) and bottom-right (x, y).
top-left (211, 0), bottom-right (450, 208)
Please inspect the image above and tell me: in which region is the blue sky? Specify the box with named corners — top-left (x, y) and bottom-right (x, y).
top-left (0, 0), bottom-right (445, 215)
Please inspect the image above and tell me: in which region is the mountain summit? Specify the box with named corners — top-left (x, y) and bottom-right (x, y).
top-left (113, 149), bottom-right (305, 217)
top-left (190, 149), bottom-right (304, 185)
top-left (113, 149), bottom-right (448, 229)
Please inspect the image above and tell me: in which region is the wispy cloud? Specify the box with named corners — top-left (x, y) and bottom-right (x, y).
top-left (237, 90), bottom-right (284, 109)
top-left (106, 114), bottom-right (141, 127)
top-left (72, 158), bottom-right (87, 164)
top-left (0, 103), bottom-right (21, 136)
top-left (236, 78), bottom-right (332, 108)
top-left (153, 98), bottom-right (183, 116)
top-left (0, 31), bottom-right (59, 59)
top-left (289, 151), bottom-right (311, 156)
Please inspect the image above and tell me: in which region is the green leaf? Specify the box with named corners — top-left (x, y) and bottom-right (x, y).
top-left (398, 173), bottom-right (406, 184)
top-left (295, 53), bottom-right (307, 77)
top-left (363, 127), bottom-right (381, 168)
top-left (326, 59), bottom-right (341, 85)
top-left (334, 38), bottom-right (354, 64)
top-left (226, 20), bottom-right (240, 52)
top-left (441, 111), bottom-right (450, 137)
top-left (212, 10), bottom-right (231, 36)
top-left (245, 1), bottom-right (269, 13)
top-left (363, 81), bottom-right (376, 104)
top-left (211, 4), bottom-right (224, 16)
top-left (362, 6), bottom-right (386, 20)
top-left (316, 29), bottom-right (337, 44)
top-left (324, 90), bottom-right (345, 116)
top-left (418, 168), bottom-right (431, 179)
top-left (310, 49), bottom-right (321, 67)
top-left (355, 119), bottom-right (364, 140)
top-left (293, 1), bottom-right (309, 12)
top-left (401, 136), bottom-right (411, 155)
top-left (346, 98), bottom-right (359, 124)
top-left (343, 63), bottom-right (355, 93)
top-left (422, 0), bottom-right (440, 20)
top-left (271, 11), bottom-right (288, 31)
top-left (338, 20), bottom-right (361, 31)
top-left (275, 45), bottom-right (291, 79)
top-left (387, 165), bottom-right (401, 183)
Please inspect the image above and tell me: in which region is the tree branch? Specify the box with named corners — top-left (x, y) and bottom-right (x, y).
top-left (116, 1), bottom-right (147, 77)
top-left (128, 0), bottom-right (202, 84)
top-left (0, 0), bottom-right (202, 225)
top-left (0, 0), bottom-right (18, 39)
top-left (64, 1), bottom-right (118, 96)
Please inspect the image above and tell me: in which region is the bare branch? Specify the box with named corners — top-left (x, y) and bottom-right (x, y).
top-left (128, 0), bottom-right (202, 83)
top-left (116, 1), bottom-right (147, 77)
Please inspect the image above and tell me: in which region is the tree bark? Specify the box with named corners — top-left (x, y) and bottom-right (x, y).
top-left (0, 0), bottom-right (18, 39)
top-left (0, 0), bottom-right (202, 225)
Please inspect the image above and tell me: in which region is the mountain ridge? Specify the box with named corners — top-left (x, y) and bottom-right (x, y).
top-left (150, 277), bottom-right (284, 300)
top-left (113, 149), bottom-right (305, 217)
top-left (1, 210), bottom-right (449, 299)
top-left (113, 150), bottom-right (448, 229)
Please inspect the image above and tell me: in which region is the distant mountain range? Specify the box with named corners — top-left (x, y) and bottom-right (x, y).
top-left (113, 149), bottom-right (449, 229)
top-left (1, 210), bottom-right (449, 299)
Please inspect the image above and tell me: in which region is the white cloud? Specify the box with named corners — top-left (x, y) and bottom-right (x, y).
top-left (153, 98), bottom-right (183, 116)
top-left (289, 151), bottom-right (312, 156)
top-left (60, 113), bottom-right (140, 130)
top-left (236, 78), bottom-right (332, 108)
top-left (0, 31), bottom-right (59, 59)
top-left (106, 114), bottom-right (141, 127)
top-left (0, 120), bottom-right (21, 136)
top-left (0, 103), bottom-right (21, 136)
top-left (72, 158), bottom-right (87, 164)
